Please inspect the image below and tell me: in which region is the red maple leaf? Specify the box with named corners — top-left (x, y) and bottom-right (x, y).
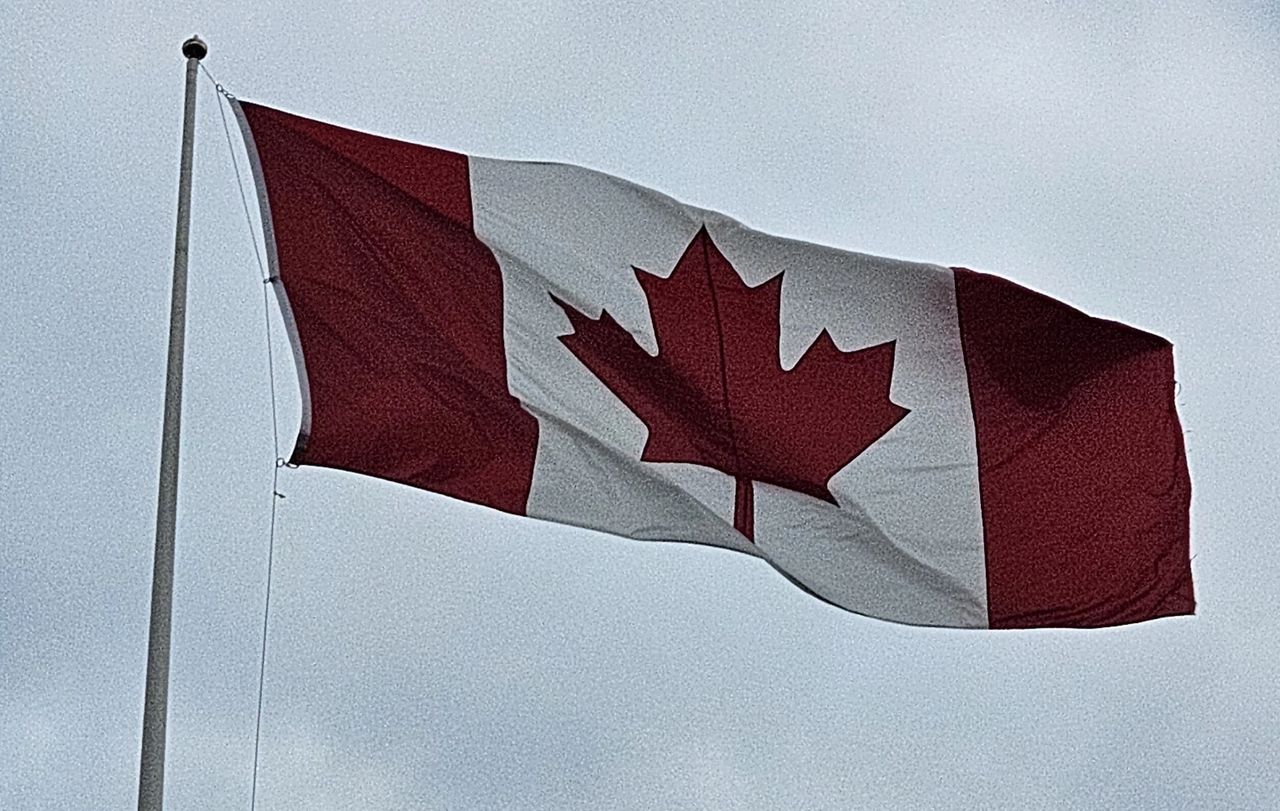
top-left (552, 226), bottom-right (909, 541)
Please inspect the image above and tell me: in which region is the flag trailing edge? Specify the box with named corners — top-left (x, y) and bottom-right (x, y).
top-left (231, 99), bottom-right (1193, 630)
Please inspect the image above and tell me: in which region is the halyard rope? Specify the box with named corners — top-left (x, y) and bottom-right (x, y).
top-left (202, 64), bottom-right (281, 811)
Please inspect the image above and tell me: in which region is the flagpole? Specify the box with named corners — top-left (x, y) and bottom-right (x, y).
top-left (138, 35), bottom-right (206, 811)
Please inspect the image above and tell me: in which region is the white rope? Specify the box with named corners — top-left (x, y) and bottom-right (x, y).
top-left (201, 65), bottom-right (283, 811)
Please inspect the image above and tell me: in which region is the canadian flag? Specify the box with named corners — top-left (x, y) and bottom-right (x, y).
top-left (235, 101), bottom-right (1193, 629)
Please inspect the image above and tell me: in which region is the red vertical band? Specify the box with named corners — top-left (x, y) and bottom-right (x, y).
top-left (239, 103), bottom-right (538, 515)
top-left (954, 269), bottom-right (1193, 628)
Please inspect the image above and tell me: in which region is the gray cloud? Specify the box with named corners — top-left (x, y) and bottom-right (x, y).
top-left (3, 1), bottom-right (1278, 808)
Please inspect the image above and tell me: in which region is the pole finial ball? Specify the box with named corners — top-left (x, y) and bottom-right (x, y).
top-left (182, 36), bottom-right (207, 60)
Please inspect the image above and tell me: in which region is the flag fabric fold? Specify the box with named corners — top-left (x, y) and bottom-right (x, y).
top-left (234, 100), bottom-right (1193, 629)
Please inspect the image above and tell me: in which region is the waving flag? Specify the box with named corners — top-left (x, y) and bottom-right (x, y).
top-left (234, 101), bottom-right (1193, 629)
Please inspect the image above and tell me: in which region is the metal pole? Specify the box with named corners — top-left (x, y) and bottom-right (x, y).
top-left (139, 34), bottom-right (206, 811)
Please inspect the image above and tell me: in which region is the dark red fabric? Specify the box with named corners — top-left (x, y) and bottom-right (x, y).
top-left (239, 103), bottom-right (538, 515)
top-left (954, 269), bottom-right (1193, 628)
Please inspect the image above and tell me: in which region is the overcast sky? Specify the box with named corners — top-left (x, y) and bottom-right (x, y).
top-left (4, 1), bottom-right (1279, 809)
